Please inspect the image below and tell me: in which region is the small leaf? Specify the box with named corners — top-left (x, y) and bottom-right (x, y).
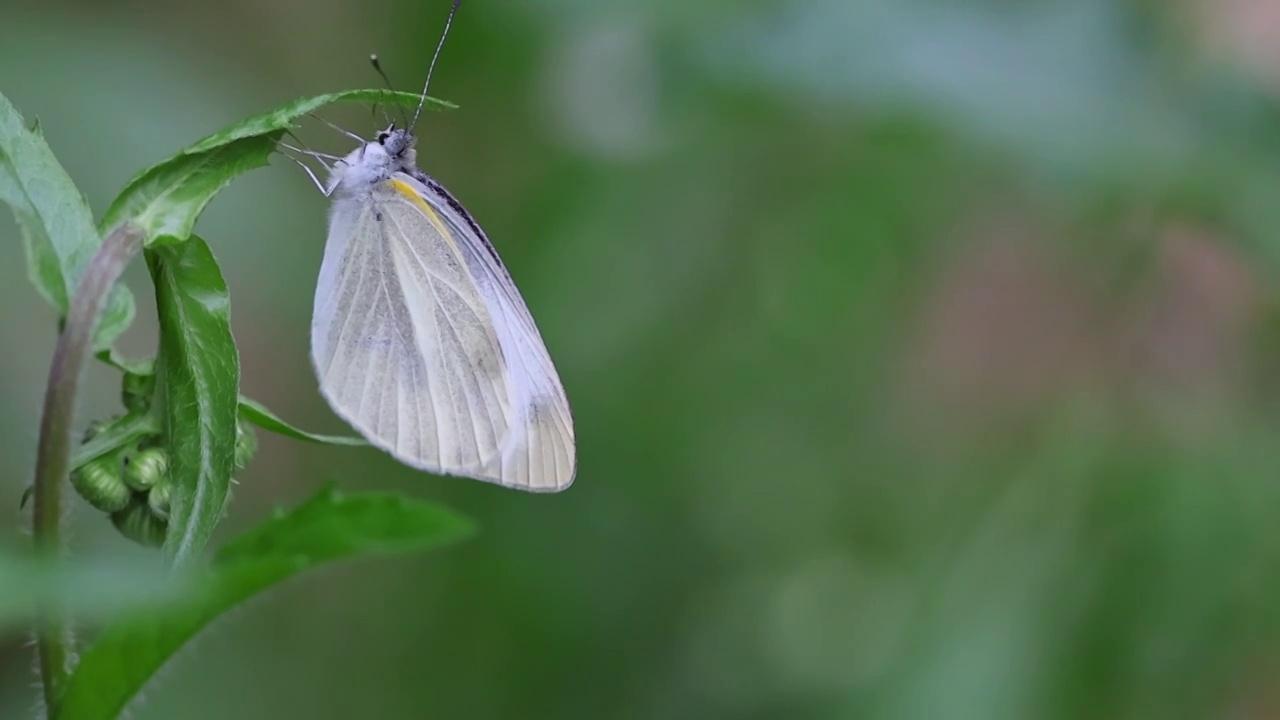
top-left (96, 348), bottom-right (154, 375)
top-left (238, 395), bottom-right (367, 447)
top-left (148, 236), bottom-right (239, 567)
top-left (0, 151), bottom-right (64, 309)
top-left (99, 89), bottom-right (451, 247)
top-left (55, 487), bottom-right (473, 720)
top-left (0, 91), bottom-right (135, 349)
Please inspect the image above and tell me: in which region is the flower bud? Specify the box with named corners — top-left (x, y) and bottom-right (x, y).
top-left (110, 500), bottom-right (167, 548)
top-left (122, 447), bottom-right (169, 492)
top-left (70, 455), bottom-right (132, 513)
top-left (147, 482), bottom-right (171, 522)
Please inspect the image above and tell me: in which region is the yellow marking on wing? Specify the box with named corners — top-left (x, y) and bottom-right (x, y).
top-left (388, 178), bottom-right (451, 239)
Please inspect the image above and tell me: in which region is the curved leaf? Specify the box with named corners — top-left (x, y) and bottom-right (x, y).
top-left (0, 91), bottom-right (135, 349)
top-left (55, 486), bottom-right (473, 720)
top-left (183, 90), bottom-right (454, 156)
top-left (99, 89), bottom-right (453, 247)
top-left (238, 395), bottom-right (367, 446)
top-left (148, 236), bottom-right (239, 567)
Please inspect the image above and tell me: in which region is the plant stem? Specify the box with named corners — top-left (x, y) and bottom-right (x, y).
top-left (68, 412), bottom-right (161, 471)
top-left (32, 223), bottom-right (144, 715)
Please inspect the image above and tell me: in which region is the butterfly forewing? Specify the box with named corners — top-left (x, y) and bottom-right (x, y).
top-left (312, 178), bottom-right (512, 477)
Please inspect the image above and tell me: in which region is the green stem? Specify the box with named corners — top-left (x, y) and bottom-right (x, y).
top-left (32, 223), bottom-right (144, 715)
top-left (69, 412), bottom-right (161, 470)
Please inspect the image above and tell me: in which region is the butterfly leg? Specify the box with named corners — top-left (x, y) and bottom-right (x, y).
top-left (308, 113), bottom-right (368, 144)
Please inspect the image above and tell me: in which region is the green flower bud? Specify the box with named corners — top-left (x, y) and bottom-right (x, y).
top-left (70, 454), bottom-right (132, 513)
top-left (235, 419), bottom-right (257, 471)
top-left (147, 482), bottom-right (171, 522)
top-left (121, 371), bottom-right (155, 414)
top-left (110, 500), bottom-right (167, 548)
top-left (122, 447), bottom-right (169, 492)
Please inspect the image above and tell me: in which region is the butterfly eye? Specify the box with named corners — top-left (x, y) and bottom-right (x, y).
top-left (376, 131), bottom-right (390, 144)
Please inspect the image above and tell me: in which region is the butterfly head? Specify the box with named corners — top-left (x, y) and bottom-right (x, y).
top-left (377, 125), bottom-right (417, 164)
top-left (331, 125), bottom-right (418, 194)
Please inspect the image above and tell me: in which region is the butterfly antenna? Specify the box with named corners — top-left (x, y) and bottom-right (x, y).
top-left (411, 0), bottom-right (462, 130)
top-left (369, 54), bottom-right (407, 128)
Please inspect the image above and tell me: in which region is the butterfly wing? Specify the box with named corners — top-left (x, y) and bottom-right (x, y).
top-left (311, 174), bottom-right (576, 491)
top-left (413, 172), bottom-right (577, 491)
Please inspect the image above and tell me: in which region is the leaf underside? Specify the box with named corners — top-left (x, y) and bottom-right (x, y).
top-left (148, 236), bottom-right (240, 568)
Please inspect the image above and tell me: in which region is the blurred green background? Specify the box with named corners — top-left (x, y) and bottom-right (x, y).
top-left (6, 0), bottom-right (1280, 718)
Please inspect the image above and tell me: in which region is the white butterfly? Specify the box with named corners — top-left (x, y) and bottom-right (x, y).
top-left (302, 1), bottom-right (575, 491)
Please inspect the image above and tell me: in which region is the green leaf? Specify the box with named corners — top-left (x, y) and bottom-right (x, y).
top-left (55, 486), bottom-right (473, 720)
top-left (0, 151), bottom-right (64, 309)
top-left (148, 236), bottom-right (239, 567)
top-left (213, 484), bottom-right (474, 564)
top-left (183, 90), bottom-right (454, 156)
top-left (0, 91), bottom-right (136, 349)
top-left (0, 552), bottom-right (189, 633)
top-left (95, 347), bottom-right (154, 375)
top-left (238, 395), bottom-right (367, 447)
top-left (99, 89), bottom-right (452, 247)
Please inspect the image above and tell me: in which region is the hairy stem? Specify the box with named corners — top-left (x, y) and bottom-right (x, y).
top-left (32, 223), bottom-right (144, 715)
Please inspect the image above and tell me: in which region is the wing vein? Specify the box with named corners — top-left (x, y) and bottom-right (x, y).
top-left (395, 213), bottom-right (503, 459)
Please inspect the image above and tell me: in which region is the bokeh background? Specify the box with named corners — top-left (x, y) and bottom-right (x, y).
top-left (6, 0), bottom-right (1280, 718)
